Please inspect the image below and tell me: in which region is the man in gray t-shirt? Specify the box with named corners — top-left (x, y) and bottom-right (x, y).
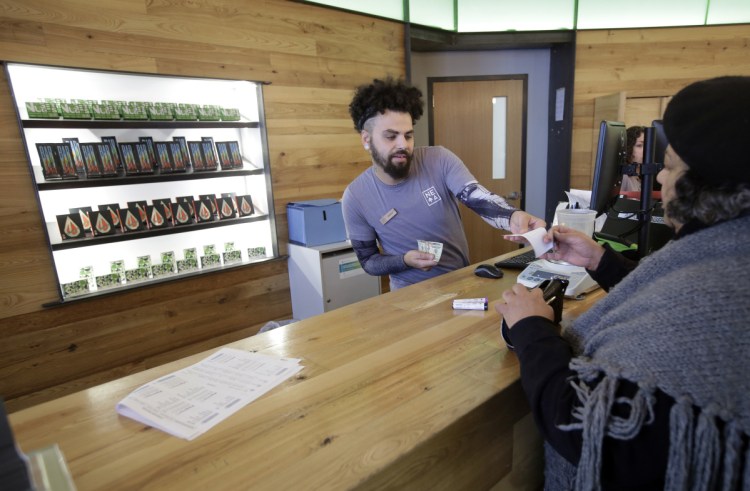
top-left (342, 77), bottom-right (545, 290)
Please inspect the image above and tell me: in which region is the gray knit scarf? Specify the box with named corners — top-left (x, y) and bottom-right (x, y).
top-left (546, 214), bottom-right (750, 490)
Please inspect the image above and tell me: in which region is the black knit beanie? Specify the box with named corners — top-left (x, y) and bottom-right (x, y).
top-left (662, 76), bottom-right (750, 185)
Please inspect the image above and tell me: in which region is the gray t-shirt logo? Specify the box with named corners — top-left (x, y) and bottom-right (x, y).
top-left (422, 186), bottom-right (442, 206)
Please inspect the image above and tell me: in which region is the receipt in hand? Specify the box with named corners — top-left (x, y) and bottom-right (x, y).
top-left (504, 228), bottom-right (553, 258)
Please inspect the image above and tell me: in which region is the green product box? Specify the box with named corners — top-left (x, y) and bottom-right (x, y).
top-left (95, 273), bottom-right (121, 289)
top-left (200, 254), bottom-right (221, 269)
top-left (26, 102), bottom-right (60, 119)
top-left (222, 250), bottom-right (242, 264)
top-left (61, 279), bottom-right (90, 298)
top-left (174, 106), bottom-right (197, 121)
top-left (91, 103), bottom-right (121, 120)
top-left (177, 258), bottom-right (199, 273)
top-left (124, 267), bottom-right (150, 283)
top-left (147, 105), bottom-right (174, 121)
top-left (220, 107), bottom-right (241, 121)
top-left (60, 103), bottom-right (92, 119)
top-left (121, 104), bottom-right (148, 120)
top-left (197, 106), bottom-right (221, 121)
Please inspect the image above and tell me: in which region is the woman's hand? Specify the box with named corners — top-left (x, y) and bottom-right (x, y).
top-left (495, 283), bottom-right (554, 329)
top-left (541, 225), bottom-right (605, 271)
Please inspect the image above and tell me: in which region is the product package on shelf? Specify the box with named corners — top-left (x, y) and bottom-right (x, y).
top-left (236, 195), bottom-right (254, 217)
top-left (36, 143), bottom-right (79, 180)
top-left (220, 107), bottom-right (241, 121)
top-left (69, 207), bottom-right (93, 235)
top-left (172, 136), bottom-right (190, 165)
top-left (201, 138), bottom-right (219, 171)
top-left (174, 105), bottom-right (197, 121)
top-left (110, 260), bottom-right (125, 283)
top-left (171, 201), bottom-right (194, 226)
top-left (35, 143), bottom-right (63, 180)
top-left (197, 105), bottom-right (221, 121)
top-left (96, 143), bottom-right (118, 176)
top-left (154, 142), bottom-right (174, 173)
top-left (121, 103), bottom-right (147, 120)
top-left (61, 279), bottom-right (89, 298)
top-left (152, 198), bottom-right (174, 222)
top-left (194, 197), bottom-right (215, 223)
top-left (169, 141), bottom-right (188, 172)
top-left (59, 102), bottom-right (91, 120)
top-left (100, 136), bottom-right (122, 169)
top-left (89, 210), bottom-right (117, 236)
top-left (247, 246), bottom-right (267, 260)
top-left (98, 203), bottom-right (123, 230)
top-left (146, 204), bottom-right (170, 229)
top-left (138, 137), bottom-right (157, 169)
top-left (217, 196), bottom-right (237, 220)
top-left (199, 194), bottom-right (218, 217)
top-left (26, 101), bottom-right (59, 119)
top-left (96, 273), bottom-right (121, 289)
top-left (147, 104), bottom-right (174, 121)
top-left (122, 206), bottom-right (147, 232)
top-left (91, 103), bottom-right (121, 120)
top-left (188, 141), bottom-right (206, 171)
top-left (62, 138), bottom-right (86, 175)
top-left (176, 258), bottom-right (199, 273)
top-left (119, 143), bottom-right (142, 175)
top-left (200, 254), bottom-right (221, 269)
top-left (125, 267), bottom-right (150, 283)
top-left (56, 213), bottom-right (85, 240)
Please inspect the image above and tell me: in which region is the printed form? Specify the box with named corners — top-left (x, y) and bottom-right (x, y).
top-left (116, 348), bottom-right (303, 440)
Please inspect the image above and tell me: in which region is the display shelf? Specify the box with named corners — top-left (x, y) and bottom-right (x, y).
top-left (5, 62), bottom-right (279, 302)
top-left (42, 254), bottom-right (284, 307)
top-left (22, 120), bottom-right (259, 129)
top-left (36, 168), bottom-right (264, 190)
top-left (49, 214), bottom-right (269, 251)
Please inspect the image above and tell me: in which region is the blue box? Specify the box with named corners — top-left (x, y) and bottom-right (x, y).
top-left (287, 199), bottom-right (346, 247)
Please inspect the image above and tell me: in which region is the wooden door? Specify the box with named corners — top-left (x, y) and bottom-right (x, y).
top-left (431, 78), bottom-right (525, 263)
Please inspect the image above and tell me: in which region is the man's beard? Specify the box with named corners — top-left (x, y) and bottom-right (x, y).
top-left (372, 145), bottom-right (412, 180)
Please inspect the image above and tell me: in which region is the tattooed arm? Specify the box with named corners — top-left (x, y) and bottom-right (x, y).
top-left (457, 182), bottom-right (546, 233)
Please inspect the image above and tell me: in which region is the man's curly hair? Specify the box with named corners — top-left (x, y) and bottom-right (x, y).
top-left (349, 77), bottom-right (424, 132)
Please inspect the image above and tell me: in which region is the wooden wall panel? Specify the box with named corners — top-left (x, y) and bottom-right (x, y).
top-left (572, 24), bottom-right (750, 189)
top-left (0, 0), bottom-right (404, 412)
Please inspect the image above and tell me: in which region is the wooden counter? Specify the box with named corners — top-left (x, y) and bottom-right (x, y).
top-left (9, 250), bottom-right (604, 490)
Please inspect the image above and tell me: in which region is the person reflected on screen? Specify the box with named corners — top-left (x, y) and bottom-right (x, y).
top-left (496, 76), bottom-right (750, 489)
top-left (342, 77), bottom-right (545, 290)
top-left (620, 125), bottom-right (644, 193)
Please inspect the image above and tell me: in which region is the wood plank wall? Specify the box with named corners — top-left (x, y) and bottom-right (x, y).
top-left (571, 24), bottom-right (750, 189)
top-left (0, 0), bottom-right (405, 412)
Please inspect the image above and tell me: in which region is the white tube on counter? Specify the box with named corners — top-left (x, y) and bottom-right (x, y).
top-left (452, 298), bottom-right (488, 311)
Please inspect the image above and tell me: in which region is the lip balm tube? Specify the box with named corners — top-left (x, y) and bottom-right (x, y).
top-left (452, 298), bottom-right (488, 311)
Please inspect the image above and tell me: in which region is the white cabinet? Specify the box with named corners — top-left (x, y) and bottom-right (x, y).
top-left (288, 241), bottom-right (380, 320)
top-left (5, 62), bottom-right (278, 301)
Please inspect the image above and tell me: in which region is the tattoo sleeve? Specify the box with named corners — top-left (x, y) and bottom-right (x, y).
top-left (456, 182), bottom-right (517, 230)
top-left (350, 239), bottom-right (409, 276)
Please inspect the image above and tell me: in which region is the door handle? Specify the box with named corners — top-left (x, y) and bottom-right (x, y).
top-left (503, 191), bottom-right (521, 200)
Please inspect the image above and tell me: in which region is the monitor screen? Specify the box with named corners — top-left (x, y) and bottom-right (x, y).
top-left (651, 119), bottom-right (668, 166)
top-left (590, 120), bottom-right (626, 215)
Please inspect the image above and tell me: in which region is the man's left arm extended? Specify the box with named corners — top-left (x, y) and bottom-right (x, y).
top-left (456, 182), bottom-right (545, 233)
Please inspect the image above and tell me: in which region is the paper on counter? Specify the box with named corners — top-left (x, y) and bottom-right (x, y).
top-left (116, 348), bottom-right (303, 440)
top-left (504, 227), bottom-right (553, 258)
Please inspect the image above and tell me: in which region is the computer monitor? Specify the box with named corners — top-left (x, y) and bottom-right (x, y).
top-left (651, 119), bottom-right (668, 166)
top-left (590, 120), bottom-right (627, 216)
top-left (651, 120), bottom-right (668, 192)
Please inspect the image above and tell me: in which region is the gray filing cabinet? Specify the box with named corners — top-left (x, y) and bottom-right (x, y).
top-left (288, 241), bottom-right (380, 320)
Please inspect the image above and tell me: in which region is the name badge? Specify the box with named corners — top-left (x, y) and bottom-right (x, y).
top-left (380, 208), bottom-right (397, 225)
